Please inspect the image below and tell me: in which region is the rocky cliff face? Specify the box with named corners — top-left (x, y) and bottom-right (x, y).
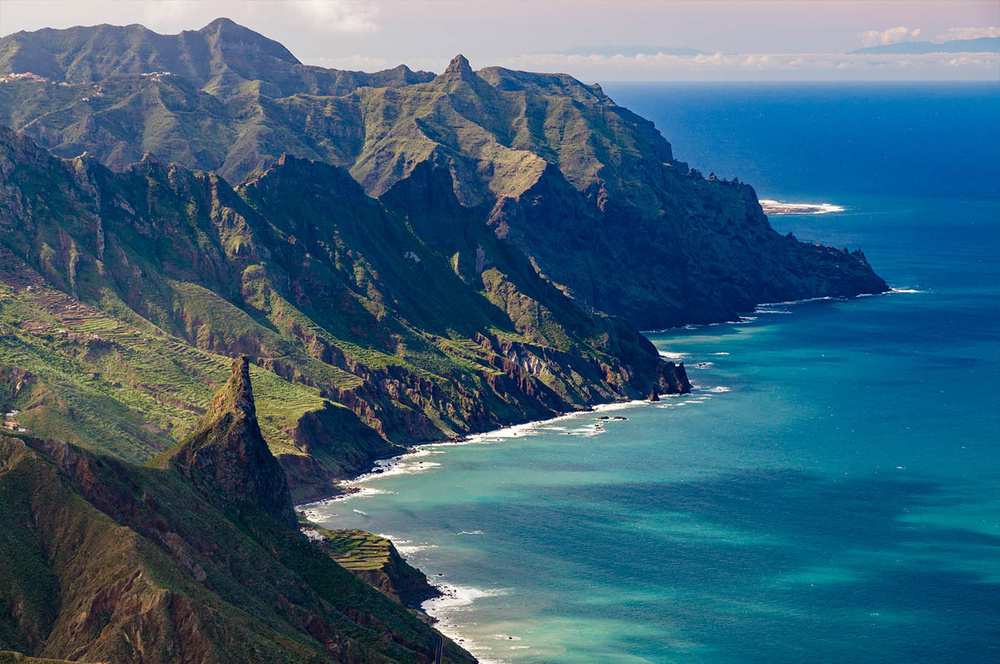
top-left (0, 126), bottom-right (672, 497)
top-left (0, 18), bottom-right (885, 496)
top-left (168, 356), bottom-right (297, 527)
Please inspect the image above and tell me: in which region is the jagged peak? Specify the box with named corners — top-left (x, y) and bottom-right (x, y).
top-left (169, 355), bottom-right (296, 527)
top-left (204, 355), bottom-right (256, 423)
top-left (443, 53), bottom-right (475, 80)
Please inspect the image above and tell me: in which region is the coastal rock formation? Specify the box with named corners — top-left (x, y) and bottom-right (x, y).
top-left (308, 528), bottom-right (441, 608)
top-left (168, 356), bottom-right (297, 527)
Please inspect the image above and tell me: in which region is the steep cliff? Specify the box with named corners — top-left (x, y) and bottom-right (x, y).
top-left (0, 127), bottom-right (678, 496)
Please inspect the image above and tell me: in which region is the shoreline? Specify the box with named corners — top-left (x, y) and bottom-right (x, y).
top-left (297, 396), bottom-right (663, 662)
top-left (296, 397), bottom-right (657, 511)
top-left (294, 289), bottom-right (914, 656)
top-left (759, 199), bottom-right (846, 215)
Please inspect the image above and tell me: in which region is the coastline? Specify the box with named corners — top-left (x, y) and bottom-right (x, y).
top-left (297, 396), bottom-right (663, 661)
top-left (759, 199), bottom-right (846, 215)
top-left (296, 397), bottom-right (658, 511)
top-left (295, 289), bottom-right (907, 657)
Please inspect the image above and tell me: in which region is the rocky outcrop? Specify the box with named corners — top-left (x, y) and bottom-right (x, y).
top-left (169, 356), bottom-right (297, 527)
top-left (658, 361), bottom-right (692, 395)
top-left (311, 528), bottom-right (441, 608)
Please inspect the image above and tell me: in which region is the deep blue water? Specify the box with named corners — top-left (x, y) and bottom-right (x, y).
top-left (306, 84), bottom-right (1000, 663)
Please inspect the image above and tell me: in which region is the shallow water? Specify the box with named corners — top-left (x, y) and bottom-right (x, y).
top-left (305, 84), bottom-right (1000, 663)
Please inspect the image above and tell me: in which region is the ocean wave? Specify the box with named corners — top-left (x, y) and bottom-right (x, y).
top-left (422, 582), bottom-right (509, 659)
top-left (658, 350), bottom-right (688, 361)
top-left (396, 543), bottom-right (438, 554)
top-left (423, 583), bottom-right (504, 612)
top-left (890, 287), bottom-right (923, 294)
top-left (762, 296), bottom-right (839, 307)
top-left (458, 530), bottom-right (485, 536)
top-left (707, 386), bottom-right (732, 393)
top-left (759, 199), bottom-right (845, 215)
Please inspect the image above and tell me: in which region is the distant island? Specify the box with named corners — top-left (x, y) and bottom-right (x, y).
top-left (850, 36), bottom-right (1000, 55)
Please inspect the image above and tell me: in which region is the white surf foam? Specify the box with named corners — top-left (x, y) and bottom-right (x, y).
top-left (422, 582), bottom-right (509, 661)
top-left (396, 542), bottom-right (438, 554)
top-left (759, 199), bottom-right (845, 215)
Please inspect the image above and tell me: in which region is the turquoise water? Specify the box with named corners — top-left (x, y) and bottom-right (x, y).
top-left (305, 85), bottom-right (1000, 663)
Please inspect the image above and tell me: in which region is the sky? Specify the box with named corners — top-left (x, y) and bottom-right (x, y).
top-left (1, 0), bottom-right (998, 81)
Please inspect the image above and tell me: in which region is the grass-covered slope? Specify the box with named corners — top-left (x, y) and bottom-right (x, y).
top-left (0, 361), bottom-right (472, 662)
top-left (0, 127), bottom-right (678, 497)
top-left (303, 526), bottom-right (440, 609)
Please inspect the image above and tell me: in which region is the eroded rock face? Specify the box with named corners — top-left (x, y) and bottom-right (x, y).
top-left (170, 356), bottom-right (297, 527)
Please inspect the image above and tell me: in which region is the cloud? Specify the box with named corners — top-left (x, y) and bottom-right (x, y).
top-left (859, 26), bottom-right (921, 47)
top-left (288, 0), bottom-right (379, 34)
top-left (496, 51), bottom-right (1000, 80)
top-left (132, 0), bottom-right (379, 35)
top-left (936, 26), bottom-right (1000, 42)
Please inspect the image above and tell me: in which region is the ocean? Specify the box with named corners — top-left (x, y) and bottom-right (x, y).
top-left (303, 83), bottom-right (1000, 663)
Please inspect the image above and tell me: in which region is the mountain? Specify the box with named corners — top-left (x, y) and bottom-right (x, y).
top-left (0, 364), bottom-right (474, 663)
top-left (851, 36), bottom-right (1000, 54)
top-left (0, 19), bottom-right (887, 330)
top-left (0, 125), bottom-right (684, 501)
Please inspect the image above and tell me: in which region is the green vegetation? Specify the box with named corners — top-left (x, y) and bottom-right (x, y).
top-left (0, 19), bottom-right (885, 331)
top-left (0, 118), bottom-right (667, 500)
top-left (315, 528), bottom-right (394, 571)
top-left (0, 431), bottom-right (473, 663)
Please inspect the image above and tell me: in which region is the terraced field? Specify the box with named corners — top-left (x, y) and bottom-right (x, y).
top-left (0, 262), bottom-right (326, 462)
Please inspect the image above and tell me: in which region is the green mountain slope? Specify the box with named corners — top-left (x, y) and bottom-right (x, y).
top-left (0, 360), bottom-right (474, 664)
top-left (0, 19), bottom-right (887, 329)
top-left (0, 127), bottom-right (683, 497)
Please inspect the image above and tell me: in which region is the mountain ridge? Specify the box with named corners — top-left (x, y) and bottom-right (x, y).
top-left (0, 124), bottom-right (685, 501)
